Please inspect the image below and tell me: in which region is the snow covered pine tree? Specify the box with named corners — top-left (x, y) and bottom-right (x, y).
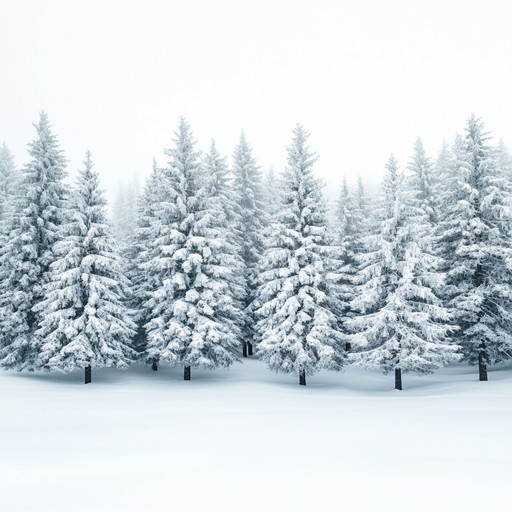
top-left (348, 155), bottom-right (459, 390)
top-left (437, 116), bottom-right (512, 380)
top-left (0, 112), bottom-right (68, 370)
top-left (232, 132), bottom-right (266, 357)
top-left (131, 159), bottom-right (165, 361)
top-left (144, 119), bottom-right (241, 379)
top-left (34, 152), bottom-right (136, 383)
top-left (256, 125), bottom-right (345, 385)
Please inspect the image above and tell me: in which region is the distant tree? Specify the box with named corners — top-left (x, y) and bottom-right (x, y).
top-left (256, 125), bottom-right (345, 385)
top-left (0, 112), bottom-right (68, 370)
top-left (437, 116), bottom-right (512, 380)
top-left (34, 152), bottom-right (136, 383)
top-left (144, 119), bottom-right (241, 379)
top-left (407, 138), bottom-right (437, 223)
top-left (0, 143), bottom-right (18, 221)
top-left (112, 178), bottom-right (139, 253)
top-left (336, 177), bottom-right (355, 260)
top-left (496, 139), bottom-right (512, 179)
top-left (232, 132), bottom-right (266, 357)
top-left (262, 166), bottom-right (280, 217)
top-left (348, 155), bottom-right (459, 390)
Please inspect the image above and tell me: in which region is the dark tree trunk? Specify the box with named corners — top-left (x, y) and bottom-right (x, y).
top-left (85, 365), bottom-right (92, 384)
top-left (247, 342), bottom-right (253, 356)
top-left (394, 368), bottom-right (402, 390)
top-left (299, 369), bottom-right (306, 386)
top-left (151, 362), bottom-right (158, 372)
top-left (184, 365), bottom-right (191, 380)
top-left (345, 342), bottom-right (352, 352)
top-left (479, 349), bottom-right (488, 381)
top-left (242, 342), bottom-right (248, 358)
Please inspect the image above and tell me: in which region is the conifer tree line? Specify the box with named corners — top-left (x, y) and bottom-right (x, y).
top-left (1, 112), bottom-right (511, 389)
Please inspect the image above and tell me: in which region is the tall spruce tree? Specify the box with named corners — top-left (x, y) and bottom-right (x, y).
top-left (437, 116), bottom-right (512, 380)
top-left (255, 125), bottom-right (345, 385)
top-left (232, 132), bottom-right (266, 357)
top-left (130, 159), bottom-right (165, 361)
top-left (144, 119), bottom-right (241, 379)
top-left (333, 176), bottom-right (359, 348)
top-left (33, 152), bottom-right (136, 383)
top-left (0, 112), bottom-right (68, 370)
top-left (348, 155), bottom-right (459, 390)
top-left (201, 140), bottom-right (245, 311)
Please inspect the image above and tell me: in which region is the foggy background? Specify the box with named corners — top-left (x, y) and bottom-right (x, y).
top-left (1, 0), bottom-right (511, 204)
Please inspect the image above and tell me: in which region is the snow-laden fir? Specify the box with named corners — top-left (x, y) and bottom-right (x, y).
top-left (231, 132), bottom-right (266, 357)
top-left (437, 116), bottom-right (512, 380)
top-left (255, 125), bottom-right (346, 385)
top-left (348, 154), bottom-right (460, 389)
top-left (33, 152), bottom-right (136, 382)
top-left (143, 119), bottom-right (241, 379)
top-left (0, 112), bottom-right (68, 370)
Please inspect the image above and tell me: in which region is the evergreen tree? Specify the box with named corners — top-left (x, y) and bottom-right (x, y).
top-left (112, 178), bottom-right (139, 254)
top-left (0, 112), bottom-right (68, 370)
top-left (336, 176), bottom-right (357, 264)
top-left (407, 138), bottom-right (437, 222)
top-left (497, 139), bottom-right (512, 179)
top-left (352, 176), bottom-right (371, 255)
top-left (348, 155), bottom-right (459, 390)
top-left (262, 166), bottom-right (280, 218)
top-left (130, 159), bottom-right (165, 361)
top-left (202, 140), bottom-right (239, 229)
top-left (232, 132), bottom-right (266, 357)
top-left (256, 125), bottom-right (345, 385)
top-left (144, 119), bottom-right (241, 379)
top-left (437, 116), bottom-right (512, 380)
top-left (333, 176), bottom-right (359, 348)
top-left (0, 143), bottom-right (17, 221)
top-left (33, 152), bottom-right (136, 383)
top-left (435, 139), bottom-right (455, 182)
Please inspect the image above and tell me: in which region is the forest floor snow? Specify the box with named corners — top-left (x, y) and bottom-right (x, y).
top-left (0, 359), bottom-right (511, 512)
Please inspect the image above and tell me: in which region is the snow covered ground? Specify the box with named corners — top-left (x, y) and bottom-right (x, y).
top-left (1, 359), bottom-right (511, 512)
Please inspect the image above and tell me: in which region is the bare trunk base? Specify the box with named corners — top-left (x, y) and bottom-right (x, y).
top-left (85, 365), bottom-right (92, 384)
top-left (184, 365), bottom-right (191, 380)
top-left (242, 342), bottom-right (248, 358)
top-left (479, 351), bottom-right (488, 381)
top-left (151, 362), bottom-right (158, 372)
top-left (299, 369), bottom-right (306, 386)
top-left (247, 342), bottom-right (253, 356)
top-left (394, 368), bottom-right (402, 390)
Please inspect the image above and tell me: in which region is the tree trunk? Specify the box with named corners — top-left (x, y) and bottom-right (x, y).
top-left (299, 369), bottom-right (306, 386)
top-left (151, 362), bottom-right (158, 371)
top-left (247, 342), bottom-right (253, 356)
top-left (242, 342), bottom-right (248, 358)
top-left (479, 349), bottom-right (488, 381)
top-left (184, 365), bottom-right (191, 380)
top-left (85, 365), bottom-right (92, 384)
top-left (345, 342), bottom-right (352, 352)
top-left (394, 368), bottom-right (402, 390)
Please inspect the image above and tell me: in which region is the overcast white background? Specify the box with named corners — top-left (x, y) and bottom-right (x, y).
top-left (1, 0), bottom-right (511, 203)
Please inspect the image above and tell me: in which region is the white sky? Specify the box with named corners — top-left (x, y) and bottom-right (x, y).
top-left (1, 0), bottom-right (511, 203)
